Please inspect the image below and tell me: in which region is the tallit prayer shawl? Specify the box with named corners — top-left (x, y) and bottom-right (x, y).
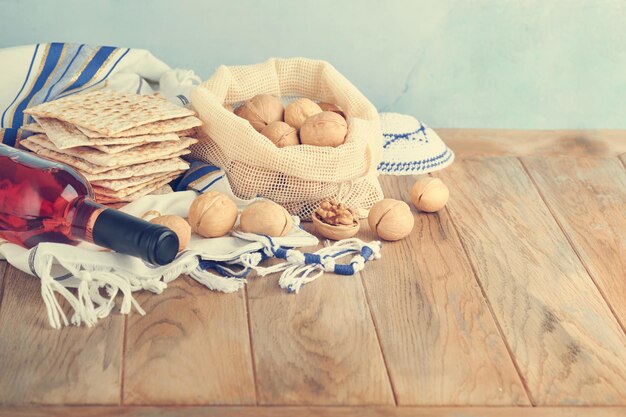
top-left (0, 42), bottom-right (199, 146)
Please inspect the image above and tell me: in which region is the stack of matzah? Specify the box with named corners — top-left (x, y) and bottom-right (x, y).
top-left (19, 89), bottom-right (201, 205)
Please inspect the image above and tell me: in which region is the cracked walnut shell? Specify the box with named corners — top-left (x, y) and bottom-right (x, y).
top-left (239, 200), bottom-right (293, 237)
top-left (150, 215), bottom-right (191, 251)
top-left (368, 199), bottom-right (414, 241)
top-left (235, 94), bottom-right (284, 132)
top-left (284, 98), bottom-right (322, 130)
top-left (300, 111), bottom-right (347, 148)
top-left (312, 199), bottom-right (360, 240)
top-left (188, 191), bottom-right (238, 238)
top-left (410, 177), bottom-right (449, 212)
top-left (261, 121), bottom-right (299, 148)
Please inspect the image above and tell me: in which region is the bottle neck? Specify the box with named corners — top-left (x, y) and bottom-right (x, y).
top-left (67, 197), bottom-right (179, 265)
top-left (68, 198), bottom-right (106, 243)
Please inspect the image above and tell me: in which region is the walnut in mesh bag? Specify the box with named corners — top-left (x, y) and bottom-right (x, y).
top-left (312, 199), bottom-right (360, 240)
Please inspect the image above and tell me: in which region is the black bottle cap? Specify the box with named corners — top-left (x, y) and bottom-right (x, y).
top-left (92, 209), bottom-right (179, 266)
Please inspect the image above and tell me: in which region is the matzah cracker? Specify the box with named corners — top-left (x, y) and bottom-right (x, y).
top-left (95, 175), bottom-right (179, 203)
top-left (76, 115), bottom-right (202, 138)
top-left (25, 89), bottom-right (195, 135)
top-left (98, 184), bottom-right (174, 205)
top-left (26, 134), bottom-right (197, 167)
top-left (21, 122), bottom-right (45, 133)
top-left (20, 135), bottom-right (191, 174)
top-left (34, 117), bottom-right (180, 149)
top-left (93, 171), bottom-right (180, 198)
top-left (83, 158), bottom-right (189, 181)
top-left (92, 170), bottom-right (186, 191)
top-left (150, 184), bottom-right (174, 195)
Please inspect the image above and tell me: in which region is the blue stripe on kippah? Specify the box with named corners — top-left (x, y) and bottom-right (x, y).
top-left (382, 122), bottom-right (428, 149)
top-left (378, 148), bottom-right (453, 174)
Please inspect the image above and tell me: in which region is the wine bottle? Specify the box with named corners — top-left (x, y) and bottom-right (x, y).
top-left (0, 144), bottom-right (179, 265)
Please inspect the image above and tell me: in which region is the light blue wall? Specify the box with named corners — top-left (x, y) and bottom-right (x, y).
top-left (1, 0), bottom-right (624, 129)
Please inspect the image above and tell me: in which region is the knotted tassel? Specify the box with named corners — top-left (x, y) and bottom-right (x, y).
top-left (239, 236), bottom-right (382, 293)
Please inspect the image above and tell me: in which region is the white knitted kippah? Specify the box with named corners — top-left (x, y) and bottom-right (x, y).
top-left (378, 112), bottom-right (454, 175)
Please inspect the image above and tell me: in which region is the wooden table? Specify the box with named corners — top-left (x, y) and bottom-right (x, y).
top-left (1, 130), bottom-right (625, 417)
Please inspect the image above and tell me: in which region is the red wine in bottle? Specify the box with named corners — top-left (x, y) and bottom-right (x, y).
top-left (0, 144), bottom-right (179, 265)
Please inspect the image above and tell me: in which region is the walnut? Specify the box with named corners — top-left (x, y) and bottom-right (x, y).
top-left (312, 199), bottom-right (360, 240)
top-left (410, 177), bottom-right (449, 212)
top-left (300, 111), bottom-right (347, 147)
top-left (150, 215), bottom-right (191, 251)
top-left (284, 98), bottom-right (322, 130)
top-left (188, 191), bottom-right (238, 238)
top-left (318, 102), bottom-right (345, 118)
top-left (234, 94), bottom-right (284, 132)
top-left (368, 199), bottom-right (414, 241)
top-left (261, 121), bottom-right (299, 148)
top-left (239, 200), bottom-right (293, 237)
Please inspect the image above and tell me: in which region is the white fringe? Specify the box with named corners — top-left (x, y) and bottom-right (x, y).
top-left (35, 252), bottom-right (200, 329)
top-left (188, 268), bottom-right (246, 293)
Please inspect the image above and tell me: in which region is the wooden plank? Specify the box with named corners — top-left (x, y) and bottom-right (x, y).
top-left (2, 406), bottom-right (626, 417)
top-left (247, 233), bottom-right (394, 405)
top-left (438, 129), bottom-right (626, 157)
top-left (521, 156), bottom-right (626, 330)
top-left (0, 265), bottom-right (123, 405)
top-left (123, 276), bottom-right (256, 405)
top-left (435, 157), bottom-right (626, 405)
top-left (359, 176), bottom-right (529, 405)
top-left (0, 261), bottom-right (7, 309)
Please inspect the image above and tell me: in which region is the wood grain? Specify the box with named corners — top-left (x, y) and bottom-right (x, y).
top-left (359, 176), bottom-right (529, 405)
top-left (521, 156), bottom-right (626, 330)
top-left (439, 129), bottom-right (626, 157)
top-left (435, 157), bottom-right (626, 405)
top-left (123, 276), bottom-right (255, 405)
top-left (2, 406), bottom-right (626, 417)
top-left (0, 265), bottom-right (123, 405)
top-left (247, 234), bottom-right (394, 405)
top-left (0, 261), bottom-right (6, 309)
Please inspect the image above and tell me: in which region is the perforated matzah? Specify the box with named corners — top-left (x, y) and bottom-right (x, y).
top-left (20, 135), bottom-right (191, 174)
top-left (93, 171), bottom-right (180, 198)
top-left (83, 158), bottom-right (189, 181)
top-left (26, 134), bottom-right (197, 167)
top-left (24, 89), bottom-right (195, 135)
top-left (94, 175), bottom-right (178, 203)
top-left (76, 115), bottom-right (202, 138)
top-left (91, 170), bottom-right (186, 191)
top-left (33, 117), bottom-right (181, 149)
top-left (21, 122), bottom-right (45, 133)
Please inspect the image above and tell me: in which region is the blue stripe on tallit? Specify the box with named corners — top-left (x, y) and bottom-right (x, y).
top-left (60, 46), bottom-right (117, 94)
top-left (176, 162), bottom-right (222, 191)
top-left (12, 42), bottom-right (65, 128)
top-left (2, 128), bottom-right (17, 147)
top-left (41, 43), bottom-right (85, 103)
top-left (59, 47), bottom-right (130, 98)
top-left (1, 44), bottom-right (40, 128)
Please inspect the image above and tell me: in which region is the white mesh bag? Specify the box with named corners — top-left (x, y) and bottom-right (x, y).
top-left (190, 58), bottom-right (383, 219)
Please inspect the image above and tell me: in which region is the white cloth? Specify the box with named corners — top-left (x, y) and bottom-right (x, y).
top-left (0, 176), bottom-right (318, 329)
